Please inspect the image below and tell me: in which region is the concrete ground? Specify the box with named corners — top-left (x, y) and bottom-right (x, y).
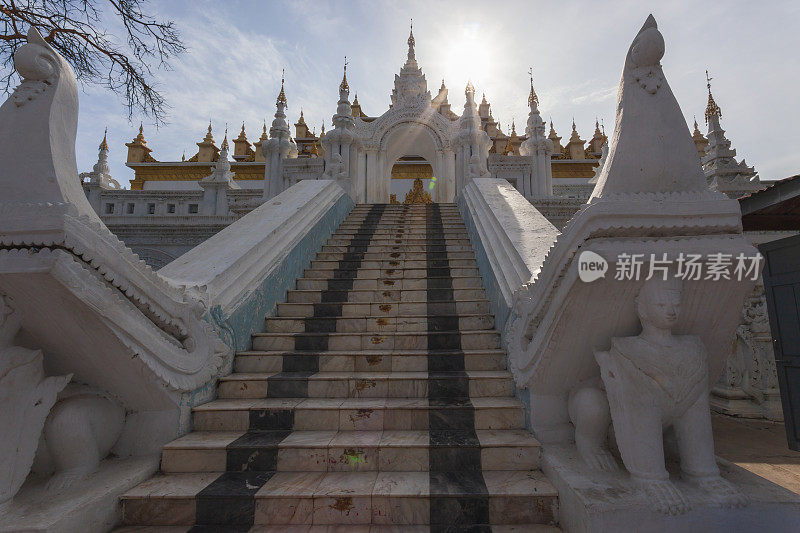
top-left (712, 412), bottom-right (800, 494)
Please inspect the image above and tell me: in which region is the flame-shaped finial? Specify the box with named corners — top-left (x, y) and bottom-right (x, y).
top-left (340, 56), bottom-right (349, 93)
top-left (277, 68), bottom-right (287, 107)
top-left (99, 127), bottom-right (109, 151)
top-left (704, 69), bottom-right (722, 124)
top-left (528, 67), bottom-right (539, 107)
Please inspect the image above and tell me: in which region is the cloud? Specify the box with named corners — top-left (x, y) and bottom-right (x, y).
top-left (69, 0), bottom-right (800, 185)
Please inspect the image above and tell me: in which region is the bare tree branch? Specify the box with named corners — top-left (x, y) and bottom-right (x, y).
top-left (0, 0), bottom-right (185, 123)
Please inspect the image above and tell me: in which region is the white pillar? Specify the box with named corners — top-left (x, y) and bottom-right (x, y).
top-left (366, 149), bottom-right (378, 202)
top-left (377, 151), bottom-right (387, 202)
top-left (357, 151), bottom-right (367, 203)
top-left (445, 149), bottom-right (456, 202)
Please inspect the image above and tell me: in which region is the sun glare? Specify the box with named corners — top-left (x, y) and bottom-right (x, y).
top-left (439, 24), bottom-right (493, 91)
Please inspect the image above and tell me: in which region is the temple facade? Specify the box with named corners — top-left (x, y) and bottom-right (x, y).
top-left (107, 29), bottom-right (610, 202)
top-left (5, 17), bottom-right (800, 532)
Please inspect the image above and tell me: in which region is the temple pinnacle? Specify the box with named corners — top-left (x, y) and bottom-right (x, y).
top-left (528, 67), bottom-right (539, 107)
top-left (406, 20), bottom-right (416, 63)
top-left (704, 69), bottom-right (721, 124)
top-left (277, 68), bottom-right (288, 107)
top-left (340, 56), bottom-right (349, 92)
top-left (99, 127), bottom-right (109, 151)
top-left (221, 126), bottom-right (229, 151)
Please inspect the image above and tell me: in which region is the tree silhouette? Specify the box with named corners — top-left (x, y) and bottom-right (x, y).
top-left (0, 0), bottom-right (185, 123)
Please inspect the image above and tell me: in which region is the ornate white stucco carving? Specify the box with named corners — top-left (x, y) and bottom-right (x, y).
top-left (0, 294), bottom-right (71, 509)
top-left (200, 137), bottom-right (240, 216)
top-left (711, 280), bottom-right (782, 420)
top-left (263, 73), bottom-right (298, 200)
top-left (518, 76), bottom-right (554, 197)
top-left (503, 15), bottom-right (759, 516)
top-left (390, 26), bottom-right (432, 110)
top-left (594, 278), bottom-right (748, 513)
top-left (80, 130), bottom-right (120, 190)
top-left (0, 28), bottom-right (228, 401)
top-left (39, 384), bottom-right (125, 492)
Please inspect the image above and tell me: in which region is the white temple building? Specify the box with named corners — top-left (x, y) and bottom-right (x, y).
top-left (2, 17), bottom-right (798, 533)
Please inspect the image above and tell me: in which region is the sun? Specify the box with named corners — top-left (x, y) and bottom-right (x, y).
top-left (438, 23), bottom-right (494, 92)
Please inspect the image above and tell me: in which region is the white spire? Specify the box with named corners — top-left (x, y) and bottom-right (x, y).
top-left (406, 20), bottom-right (416, 67)
top-left (270, 69), bottom-right (291, 140)
top-left (391, 21), bottom-right (430, 108)
top-left (80, 127), bottom-right (120, 189)
top-left (590, 15), bottom-right (707, 199)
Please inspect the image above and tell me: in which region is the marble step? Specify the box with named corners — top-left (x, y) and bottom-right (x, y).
top-left (321, 243), bottom-right (475, 253)
top-left (304, 265), bottom-right (480, 278)
top-left (284, 287), bottom-right (485, 304)
top-left (333, 222), bottom-right (467, 230)
top-left (302, 267), bottom-right (480, 280)
top-left (342, 221), bottom-right (465, 227)
top-left (121, 470), bottom-right (557, 527)
top-left (349, 208), bottom-right (461, 214)
top-left (160, 429), bottom-right (541, 474)
top-left (114, 526), bottom-right (561, 533)
top-left (308, 259), bottom-right (478, 270)
top-left (276, 300), bottom-right (491, 318)
top-left (348, 212), bottom-right (462, 217)
top-left (331, 226), bottom-right (469, 240)
top-left (314, 251), bottom-right (475, 262)
top-left (295, 276), bottom-right (484, 291)
top-left (265, 314), bottom-right (494, 333)
top-left (192, 397), bottom-right (525, 432)
top-left (326, 238), bottom-right (474, 247)
top-left (233, 349), bottom-right (508, 373)
top-left (218, 370), bottom-right (514, 399)
top-left (251, 330), bottom-right (500, 352)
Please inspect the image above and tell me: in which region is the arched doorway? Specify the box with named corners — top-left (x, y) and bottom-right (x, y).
top-left (390, 155), bottom-right (434, 204)
top-left (368, 119), bottom-right (454, 203)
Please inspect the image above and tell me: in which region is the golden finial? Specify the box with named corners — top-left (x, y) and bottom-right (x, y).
top-left (408, 19), bottom-right (415, 47)
top-left (181, 151), bottom-right (186, 162)
top-left (133, 122), bottom-right (146, 144)
top-left (235, 122), bottom-right (247, 142)
top-left (99, 126), bottom-right (109, 151)
top-left (309, 140), bottom-right (319, 156)
top-left (503, 136), bottom-right (514, 155)
top-left (340, 56), bottom-right (349, 92)
top-left (221, 125), bottom-right (229, 151)
top-left (569, 118), bottom-right (582, 142)
top-left (441, 78), bottom-right (446, 90)
top-left (353, 93), bottom-right (359, 105)
top-left (277, 68), bottom-right (288, 107)
top-left (528, 67), bottom-right (539, 107)
top-left (704, 69), bottom-right (721, 124)
top-left (511, 119), bottom-right (517, 136)
top-left (203, 121), bottom-right (214, 142)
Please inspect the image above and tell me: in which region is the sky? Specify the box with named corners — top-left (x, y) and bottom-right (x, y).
top-left (30, 0), bottom-right (800, 187)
